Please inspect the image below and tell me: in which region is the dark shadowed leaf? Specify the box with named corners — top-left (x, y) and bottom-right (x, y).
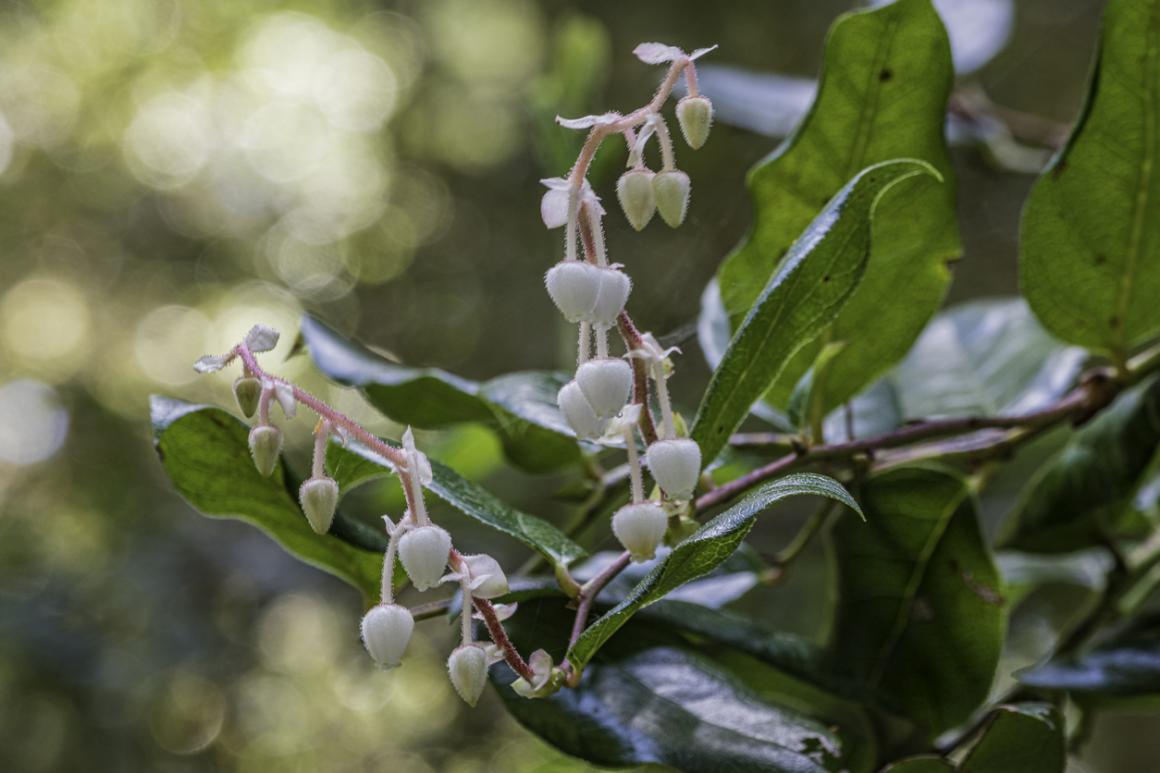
top-left (960, 703), bottom-right (1065, 773)
top-left (881, 757), bottom-right (955, 773)
top-left (1020, 0), bottom-right (1160, 357)
top-left (693, 158), bottom-right (939, 466)
top-left (327, 438), bottom-right (586, 570)
top-left (150, 397), bottom-right (383, 598)
top-left (299, 315), bottom-right (579, 472)
top-left (714, 0), bottom-right (960, 419)
top-left (1000, 375), bottom-right (1160, 552)
top-left (569, 473), bottom-right (860, 670)
top-left (1018, 614), bottom-right (1160, 696)
top-left (832, 465), bottom-right (1004, 736)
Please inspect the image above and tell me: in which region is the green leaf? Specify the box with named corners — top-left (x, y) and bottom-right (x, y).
top-left (692, 158), bottom-right (940, 466)
top-left (496, 602), bottom-right (860, 773)
top-left (960, 703), bottom-right (1066, 773)
top-left (569, 473), bottom-right (861, 671)
top-left (327, 437), bottom-right (587, 570)
top-left (831, 465), bottom-right (1004, 736)
top-left (881, 757), bottom-right (955, 773)
top-left (150, 397), bottom-right (384, 599)
top-left (299, 315), bottom-right (579, 472)
top-left (996, 548), bottom-right (1115, 605)
top-left (1020, 0), bottom-right (1160, 357)
top-left (1018, 614), bottom-right (1160, 696)
top-left (716, 0), bottom-right (960, 416)
top-left (1000, 375), bottom-right (1160, 552)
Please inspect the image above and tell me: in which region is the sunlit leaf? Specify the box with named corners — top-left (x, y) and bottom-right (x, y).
top-left (714, 0), bottom-right (960, 420)
top-left (832, 465), bottom-right (1004, 736)
top-left (299, 315), bottom-right (579, 472)
top-left (569, 473), bottom-right (860, 671)
top-left (1020, 0), bottom-right (1160, 357)
top-left (693, 158), bottom-right (939, 465)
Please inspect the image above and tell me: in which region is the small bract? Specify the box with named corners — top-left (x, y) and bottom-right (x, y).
top-left (360, 603), bottom-right (414, 669)
top-left (398, 525), bottom-right (452, 591)
top-left (460, 553), bottom-right (509, 599)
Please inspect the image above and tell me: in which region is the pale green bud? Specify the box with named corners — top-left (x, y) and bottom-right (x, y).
top-left (676, 95), bottom-right (713, 150)
top-left (398, 525), bottom-right (452, 591)
top-left (653, 170), bottom-right (691, 228)
top-left (299, 476), bottom-right (339, 534)
top-left (616, 169), bottom-right (656, 231)
top-left (233, 376), bottom-right (262, 418)
top-left (448, 644), bottom-right (490, 707)
top-left (248, 425), bottom-right (283, 477)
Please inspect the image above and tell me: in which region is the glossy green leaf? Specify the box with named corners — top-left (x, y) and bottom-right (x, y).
top-left (832, 465), bottom-right (1004, 736)
top-left (497, 602), bottom-right (861, 773)
top-left (150, 397), bottom-right (383, 598)
top-left (1018, 614), bottom-right (1160, 696)
top-left (692, 159), bottom-right (939, 466)
top-left (1000, 375), bottom-right (1160, 552)
top-left (881, 757), bottom-right (955, 773)
top-left (716, 0), bottom-right (960, 416)
top-left (327, 437), bottom-right (586, 569)
top-left (569, 473), bottom-right (861, 671)
top-left (960, 703), bottom-right (1065, 773)
top-left (299, 315), bottom-right (578, 472)
top-left (1020, 0), bottom-right (1160, 357)
top-left (996, 548), bottom-right (1115, 605)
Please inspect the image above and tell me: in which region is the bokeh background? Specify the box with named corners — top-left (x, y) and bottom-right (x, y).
top-left (1, 0), bottom-right (1149, 771)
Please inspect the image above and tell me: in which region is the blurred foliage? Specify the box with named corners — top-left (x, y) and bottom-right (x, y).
top-left (1, 0), bottom-right (1157, 771)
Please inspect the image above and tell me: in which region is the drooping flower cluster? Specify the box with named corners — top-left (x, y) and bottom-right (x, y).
top-left (542, 42), bottom-right (712, 562)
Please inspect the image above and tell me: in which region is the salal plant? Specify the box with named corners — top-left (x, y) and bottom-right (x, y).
top-left (154, 2), bottom-right (1160, 770)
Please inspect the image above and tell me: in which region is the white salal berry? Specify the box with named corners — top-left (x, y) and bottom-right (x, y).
top-left (447, 644), bottom-right (490, 707)
top-left (557, 380), bottom-right (606, 439)
top-left (676, 95), bottom-right (714, 150)
top-left (646, 438), bottom-right (702, 501)
top-left (590, 266), bottom-right (631, 328)
top-left (576, 357), bottom-right (633, 419)
top-left (545, 261), bottom-right (602, 323)
top-left (398, 525), bottom-right (452, 591)
top-left (612, 502), bottom-right (668, 562)
top-left (299, 476), bottom-right (339, 534)
top-left (460, 553), bottom-right (509, 599)
top-left (616, 169), bottom-right (656, 231)
top-left (360, 603), bottom-right (414, 669)
top-left (653, 170), bottom-right (691, 228)
top-left (248, 425), bottom-right (283, 477)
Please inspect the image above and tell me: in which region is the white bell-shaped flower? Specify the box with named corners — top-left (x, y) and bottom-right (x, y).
top-left (360, 603), bottom-right (414, 669)
top-left (448, 644), bottom-right (490, 707)
top-left (676, 95), bottom-right (714, 149)
top-left (545, 261), bottom-right (603, 323)
top-left (557, 380), bottom-right (606, 439)
top-left (590, 267), bottom-right (632, 327)
top-left (646, 438), bottom-right (702, 501)
top-left (575, 357), bottom-right (633, 419)
top-left (653, 170), bottom-right (691, 227)
top-left (459, 553), bottom-right (510, 599)
top-left (398, 525), bottom-right (452, 591)
top-left (616, 169), bottom-right (656, 231)
top-left (299, 477), bottom-right (339, 534)
top-left (248, 425), bottom-right (283, 477)
top-left (612, 501), bottom-right (668, 562)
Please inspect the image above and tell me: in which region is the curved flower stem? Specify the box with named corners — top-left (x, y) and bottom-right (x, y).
top-left (380, 525), bottom-right (403, 604)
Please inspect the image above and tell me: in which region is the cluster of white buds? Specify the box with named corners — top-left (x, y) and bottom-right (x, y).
top-left (194, 327), bottom-right (521, 707)
top-left (540, 43), bottom-right (713, 562)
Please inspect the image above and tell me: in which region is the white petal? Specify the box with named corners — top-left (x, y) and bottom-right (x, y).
top-left (272, 382), bottom-right (296, 418)
top-left (633, 42), bottom-right (683, 64)
top-left (540, 188), bottom-right (570, 229)
top-left (193, 353), bottom-right (231, 373)
top-left (689, 45), bottom-right (718, 61)
top-left (556, 112), bottom-right (620, 130)
top-left (244, 324), bottom-right (280, 353)
top-left (539, 176), bottom-right (572, 191)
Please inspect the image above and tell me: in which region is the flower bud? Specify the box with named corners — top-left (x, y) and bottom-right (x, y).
top-left (557, 380), bottom-right (606, 439)
top-left (299, 476), bottom-right (339, 534)
top-left (576, 357), bottom-right (633, 418)
top-left (447, 644), bottom-right (490, 707)
top-left (248, 425), bottom-right (283, 477)
top-left (616, 169), bottom-right (656, 231)
top-left (398, 525), bottom-right (452, 591)
top-left (676, 95), bottom-right (713, 149)
top-left (360, 603), bottom-right (414, 669)
top-left (590, 266), bottom-right (632, 328)
top-left (545, 261), bottom-right (602, 323)
top-left (233, 376), bottom-right (262, 418)
top-left (612, 502), bottom-right (668, 562)
top-left (653, 170), bottom-right (691, 227)
top-left (646, 438), bottom-right (702, 501)
top-left (460, 553), bottom-right (509, 599)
